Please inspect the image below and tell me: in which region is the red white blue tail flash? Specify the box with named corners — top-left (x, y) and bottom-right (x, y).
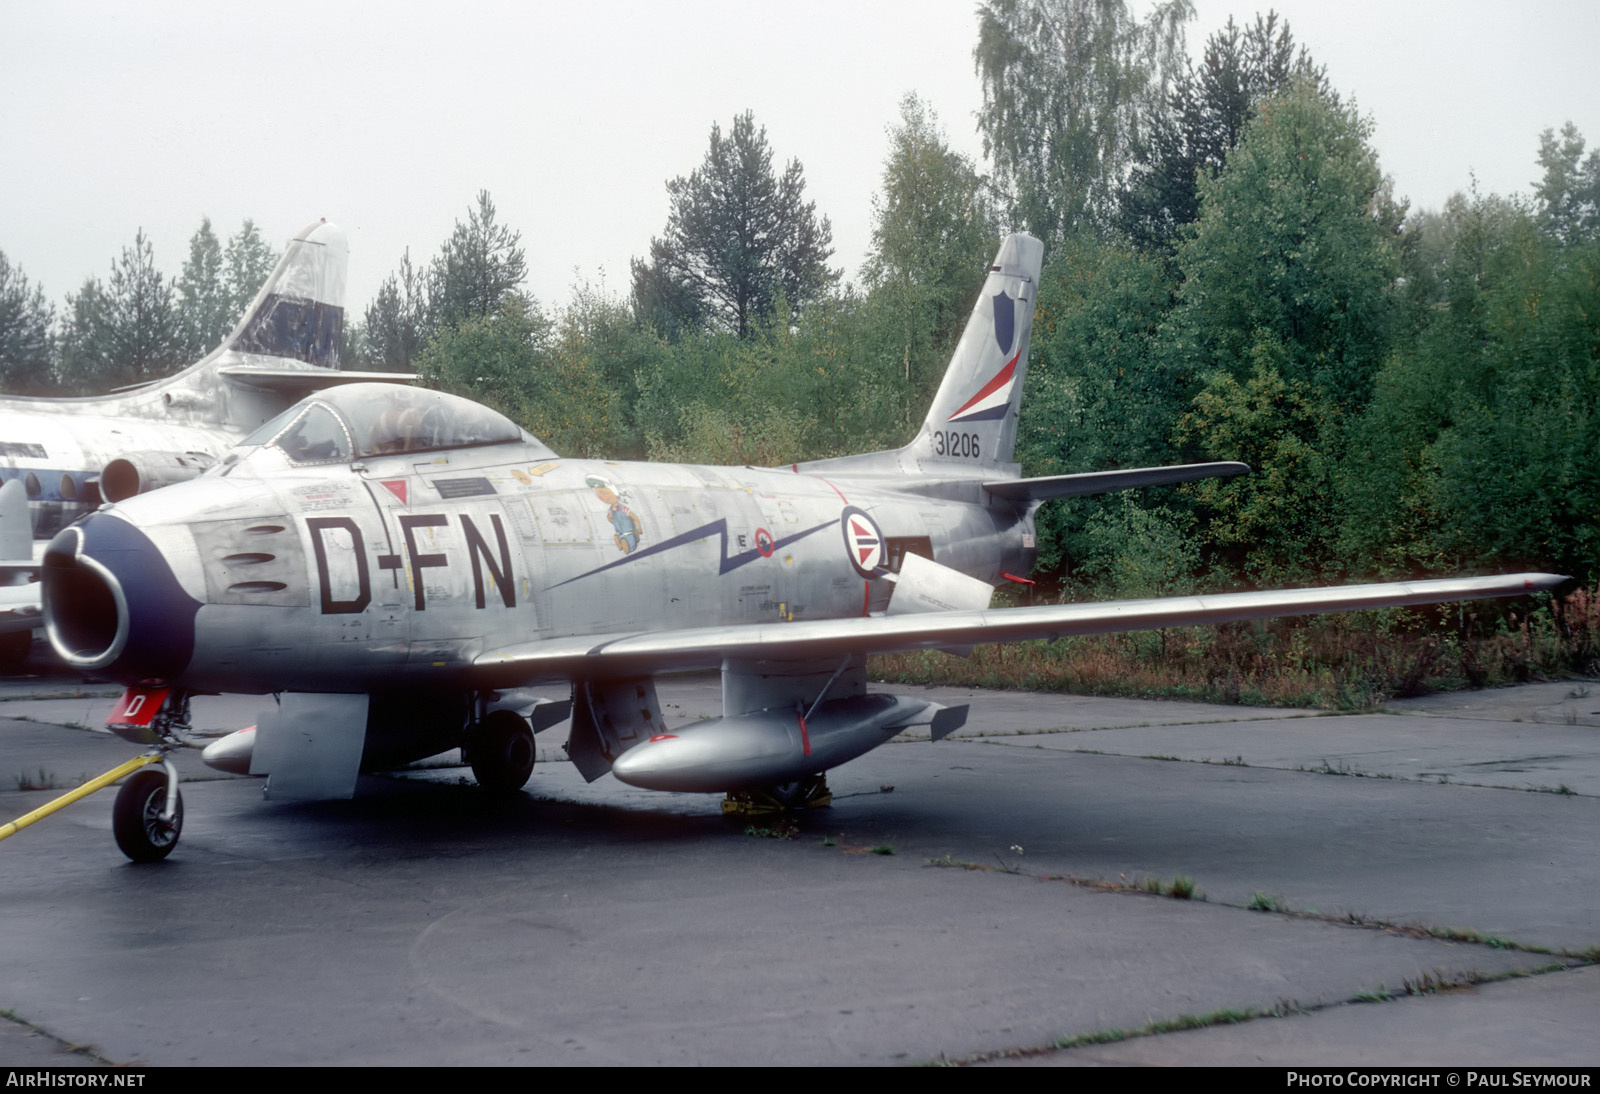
top-left (945, 351), bottom-right (1019, 424)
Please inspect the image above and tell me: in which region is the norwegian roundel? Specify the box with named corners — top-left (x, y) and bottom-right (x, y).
top-left (840, 506), bottom-right (886, 577)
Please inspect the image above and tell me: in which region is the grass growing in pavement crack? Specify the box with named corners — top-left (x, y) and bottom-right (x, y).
top-left (0, 1008), bottom-right (114, 1065)
top-left (925, 964), bottom-right (1575, 1066)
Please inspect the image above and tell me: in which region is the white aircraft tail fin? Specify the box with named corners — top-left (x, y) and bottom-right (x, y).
top-left (214, 219), bottom-right (348, 369)
top-left (796, 232), bottom-right (1044, 480)
top-left (909, 232), bottom-right (1044, 471)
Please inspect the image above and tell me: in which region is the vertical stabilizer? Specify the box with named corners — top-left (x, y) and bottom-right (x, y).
top-left (796, 232), bottom-right (1043, 480)
top-left (911, 232), bottom-right (1043, 471)
top-left (221, 219), bottom-right (348, 368)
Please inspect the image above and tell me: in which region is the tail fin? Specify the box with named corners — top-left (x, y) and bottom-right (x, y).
top-left (797, 233), bottom-right (1043, 480)
top-left (911, 232), bottom-right (1044, 472)
top-left (218, 219), bottom-right (348, 368)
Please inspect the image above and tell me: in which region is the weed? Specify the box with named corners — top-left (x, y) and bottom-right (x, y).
top-left (931, 963), bottom-right (1576, 1067)
top-left (1168, 876), bottom-right (1197, 900)
top-left (743, 823), bottom-right (797, 840)
top-left (869, 845), bottom-right (895, 855)
top-left (1248, 891), bottom-right (1288, 913)
top-left (873, 588), bottom-right (1600, 712)
top-left (821, 836), bottom-right (836, 847)
top-left (11, 768), bottom-right (69, 792)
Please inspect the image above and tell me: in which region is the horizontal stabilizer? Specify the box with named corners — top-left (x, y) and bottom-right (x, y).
top-left (983, 462), bottom-right (1250, 502)
top-left (216, 365), bottom-right (416, 392)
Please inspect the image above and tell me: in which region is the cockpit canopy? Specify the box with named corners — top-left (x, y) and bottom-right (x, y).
top-left (240, 383), bottom-right (551, 464)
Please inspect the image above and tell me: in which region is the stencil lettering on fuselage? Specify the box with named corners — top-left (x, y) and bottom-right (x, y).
top-left (307, 512), bottom-right (516, 615)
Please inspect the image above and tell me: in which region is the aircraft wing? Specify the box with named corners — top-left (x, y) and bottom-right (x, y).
top-left (476, 573), bottom-right (1567, 683)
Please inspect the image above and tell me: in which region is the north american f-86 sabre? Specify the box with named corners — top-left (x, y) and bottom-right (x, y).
top-left (39, 234), bottom-right (1566, 860)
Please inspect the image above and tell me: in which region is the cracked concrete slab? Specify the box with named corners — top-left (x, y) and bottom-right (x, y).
top-left (1, 675), bottom-right (1594, 1066)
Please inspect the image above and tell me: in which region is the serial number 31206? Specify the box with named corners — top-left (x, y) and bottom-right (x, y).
top-left (933, 430), bottom-right (981, 458)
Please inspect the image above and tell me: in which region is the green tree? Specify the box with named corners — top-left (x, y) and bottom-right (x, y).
top-left (417, 295), bottom-right (628, 458)
top-left (1175, 353), bottom-right (1337, 582)
top-left (861, 94), bottom-right (998, 415)
top-left (631, 112), bottom-right (837, 338)
top-left (58, 230), bottom-right (182, 392)
top-left (1534, 122), bottom-right (1600, 246)
top-left (0, 251), bottom-right (55, 394)
top-left (416, 296), bottom-right (551, 431)
top-left (1166, 81), bottom-right (1400, 412)
top-left (1119, 12), bottom-right (1327, 256)
top-left (224, 219), bottom-right (276, 320)
top-left (361, 248), bottom-right (427, 371)
top-left (176, 217), bottom-right (230, 358)
top-left (1013, 233), bottom-right (1181, 576)
top-left (974, 0), bottom-right (1193, 241)
top-left (426, 190), bottom-right (528, 334)
top-left (1342, 179), bottom-right (1600, 581)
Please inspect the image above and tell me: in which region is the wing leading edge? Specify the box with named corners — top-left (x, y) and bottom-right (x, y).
top-left (476, 573), bottom-right (1568, 684)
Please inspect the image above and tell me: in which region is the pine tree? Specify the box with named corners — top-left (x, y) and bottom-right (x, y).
top-left (0, 251), bottom-right (55, 393)
top-left (631, 112), bottom-right (836, 338)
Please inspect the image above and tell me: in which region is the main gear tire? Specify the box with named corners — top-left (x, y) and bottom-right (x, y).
top-left (466, 710), bottom-right (536, 794)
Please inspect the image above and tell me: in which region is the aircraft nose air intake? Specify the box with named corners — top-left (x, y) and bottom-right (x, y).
top-left (42, 516), bottom-right (202, 684)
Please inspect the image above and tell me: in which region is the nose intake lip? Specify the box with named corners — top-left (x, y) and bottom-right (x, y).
top-left (43, 527), bottom-right (127, 669)
top-left (42, 515), bottom-right (202, 684)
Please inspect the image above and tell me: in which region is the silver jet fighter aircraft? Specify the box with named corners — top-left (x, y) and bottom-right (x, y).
top-left (40, 234), bottom-right (1566, 860)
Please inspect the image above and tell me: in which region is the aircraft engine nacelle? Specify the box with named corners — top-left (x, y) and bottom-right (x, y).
top-left (101, 451), bottom-right (217, 503)
top-left (609, 695), bottom-right (968, 793)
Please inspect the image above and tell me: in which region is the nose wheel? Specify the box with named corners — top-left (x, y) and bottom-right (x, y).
top-left (112, 768), bottom-right (183, 862)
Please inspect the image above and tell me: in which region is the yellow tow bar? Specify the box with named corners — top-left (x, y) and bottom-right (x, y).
top-left (0, 753), bottom-right (163, 842)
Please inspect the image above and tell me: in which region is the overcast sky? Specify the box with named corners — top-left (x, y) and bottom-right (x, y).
top-left (3, 0), bottom-right (1596, 320)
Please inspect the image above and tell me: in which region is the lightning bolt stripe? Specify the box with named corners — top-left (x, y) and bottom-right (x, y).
top-left (548, 517), bottom-right (837, 589)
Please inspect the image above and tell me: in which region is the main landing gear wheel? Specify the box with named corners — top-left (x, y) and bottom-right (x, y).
top-left (112, 769), bottom-right (182, 862)
top-left (467, 709), bottom-right (536, 793)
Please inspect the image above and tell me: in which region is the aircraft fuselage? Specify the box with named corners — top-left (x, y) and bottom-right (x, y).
top-left (53, 433), bottom-right (1033, 696)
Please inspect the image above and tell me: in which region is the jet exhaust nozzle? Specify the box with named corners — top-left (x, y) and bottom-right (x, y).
top-left (101, 451), bottom-right (217, 503)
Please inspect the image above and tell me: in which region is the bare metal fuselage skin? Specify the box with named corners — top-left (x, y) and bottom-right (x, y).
top-left (61, 435), bottom-right (1033, 697)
